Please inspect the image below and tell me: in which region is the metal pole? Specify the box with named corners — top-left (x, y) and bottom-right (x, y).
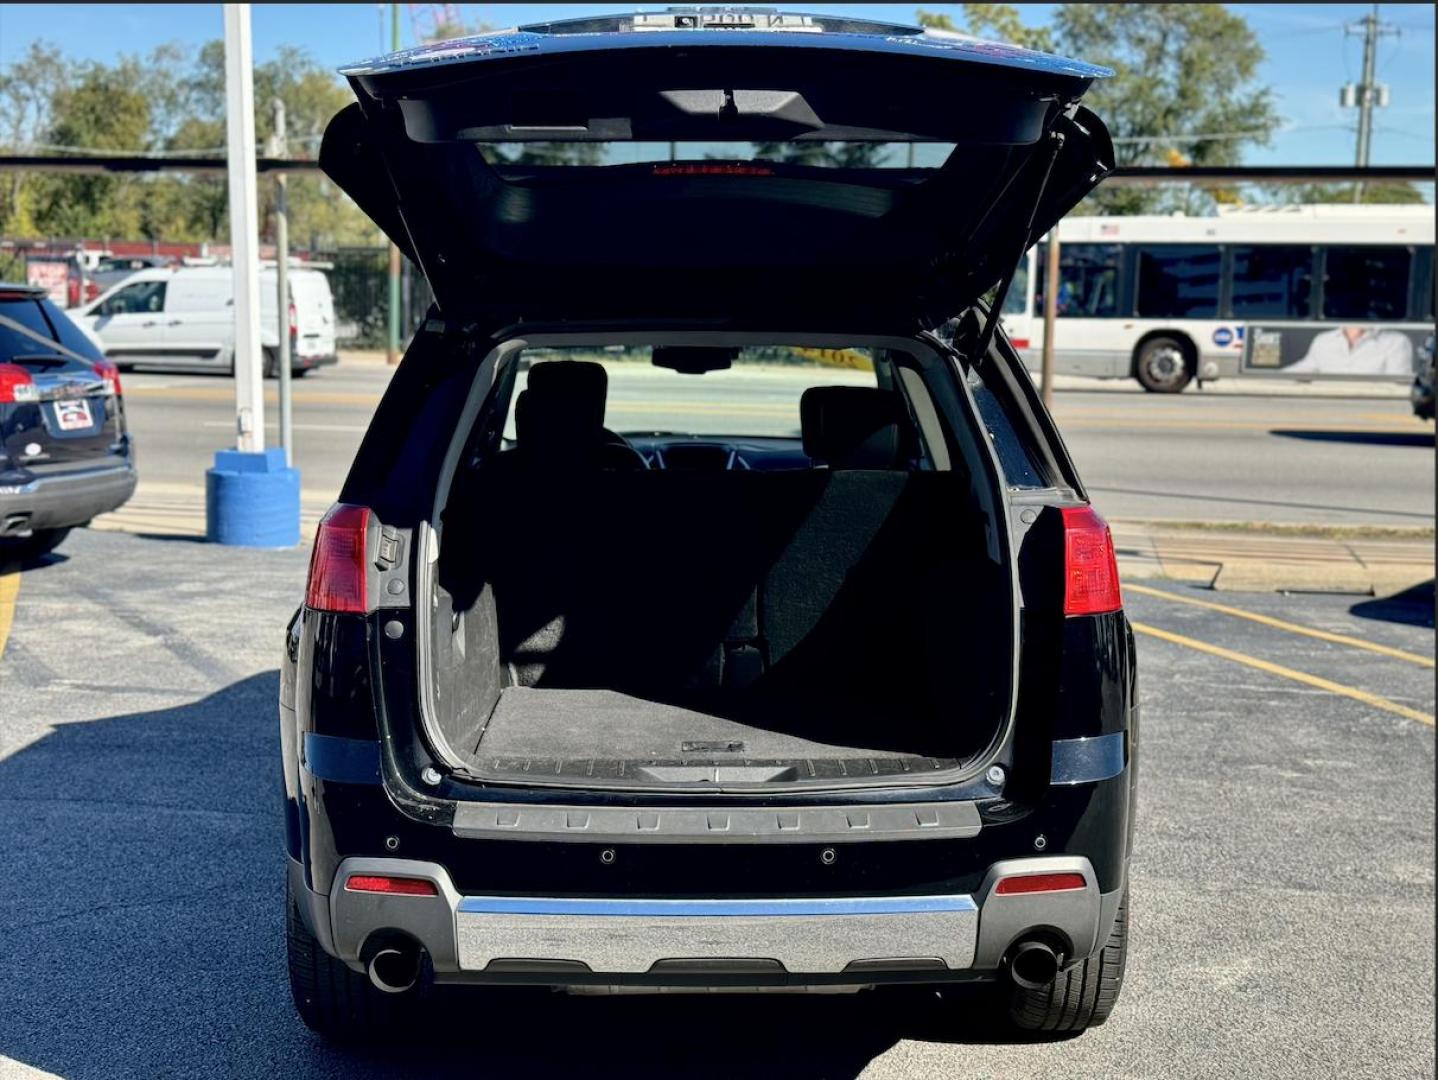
top-left (1040, 228), bottom-right (1060, 410)
top-left (272, 98), bottom-right (293, 467)
top-left (224, 3), bottom-right (264, 453)
top-left (386, 3), bottom-right (402, 365)
top-left (1353, 5), bottom-right (1379, 202)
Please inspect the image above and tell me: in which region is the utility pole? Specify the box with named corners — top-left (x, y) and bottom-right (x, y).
top-left (270, 98), bottom-right (293, 467)
top-left (1342, 5), bottom-right (1398, 202)
top-left (386, 2), bottom-right (402, 365)
top-left (1040, 229), bottom-right (1060, 410)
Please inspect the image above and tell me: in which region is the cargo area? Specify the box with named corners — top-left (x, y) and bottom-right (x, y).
top-left (426, 464), bottom-right (1015, 789)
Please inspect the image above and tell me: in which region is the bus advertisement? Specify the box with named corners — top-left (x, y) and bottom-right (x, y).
top-left (999, 204), bottom-right (1435, 392)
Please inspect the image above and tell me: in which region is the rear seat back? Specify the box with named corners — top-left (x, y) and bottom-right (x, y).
top-left (444, 467), bottom-right (1004, 739)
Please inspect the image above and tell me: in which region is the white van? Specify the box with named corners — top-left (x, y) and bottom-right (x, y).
top-left (77, 265), bottom-right (338, 376)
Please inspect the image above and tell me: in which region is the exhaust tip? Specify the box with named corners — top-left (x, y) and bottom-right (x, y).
top-left (1008, 939), bottom-right (1062, 991)
top-left (367, 944), bottom-right (422, 994)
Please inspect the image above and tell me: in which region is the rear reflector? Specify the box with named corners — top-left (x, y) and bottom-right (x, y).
top-left (0, 363), bottom-right (38, 404)
top-left (994, 872), bottom-right (1087, 896)
top-left (1061, 505), bottom-right (1122, 616)
top-left (344, 874), bottom-right (439, 897)
top-left (304, 503), bottom-right (372, 613)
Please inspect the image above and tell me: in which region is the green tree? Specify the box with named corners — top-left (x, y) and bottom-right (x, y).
top-left (1054, 4), bottom-right (1278, 214)
top-left (1272, 181), bottom-right (1428, 206)
top-left (916, 5), bottom-right (1054, 51)
top-left (0, 41), bottom-right (71, 235)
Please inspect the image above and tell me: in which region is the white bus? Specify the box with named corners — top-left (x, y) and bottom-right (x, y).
top-left (1000, 204), bottom-right (1435, 392)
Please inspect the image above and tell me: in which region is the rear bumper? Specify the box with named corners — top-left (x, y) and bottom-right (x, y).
top-left (291, 853), bottom-right (1118, 988)
top-left (296, 351), bottom-right (338, 369)
top-left (0, 460), bottom-right (136, 534)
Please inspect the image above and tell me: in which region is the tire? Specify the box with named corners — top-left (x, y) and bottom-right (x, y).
top-left (1006, 888), bottom-right (1129, 1034)
top-left (1133, 336), bottom-right (1193, 393)
top-left (263, 348), bottom-right (278, 379)
top-left (285, 877), bottom-right (406, 1040)
top-left (0, 527), bottom-right (71, 562)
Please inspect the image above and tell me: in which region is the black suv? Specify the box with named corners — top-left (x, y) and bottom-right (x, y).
top-left (280, 10), bottom-right (1136, 1040)
top-left (0, 283), bottom-right (135, 558)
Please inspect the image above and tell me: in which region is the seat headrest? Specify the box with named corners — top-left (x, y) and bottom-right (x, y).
top-left (800, 386), bottom-right (908, 469)
top-left (516, 361), bottom-right (607, 454)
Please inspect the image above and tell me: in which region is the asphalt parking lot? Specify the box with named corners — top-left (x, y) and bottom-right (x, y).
top-left (0, 528), bottom-right (1431, 1079)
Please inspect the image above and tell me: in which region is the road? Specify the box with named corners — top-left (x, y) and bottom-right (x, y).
top-left (0, 528), bottom-right (1431, 1079)
top-left (111, 359), bottom-right (1434, 530)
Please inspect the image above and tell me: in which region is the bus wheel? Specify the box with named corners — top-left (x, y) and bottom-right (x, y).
top-left (1134, 336), bottom-right (1193, 393)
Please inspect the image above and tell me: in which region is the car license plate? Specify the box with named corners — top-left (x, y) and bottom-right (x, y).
top-left (55, 399), bottom-right (94, 431)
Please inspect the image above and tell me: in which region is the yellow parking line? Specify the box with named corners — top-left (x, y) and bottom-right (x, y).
top-left (1131, 621), bottom-right (1434, 726)
top-left (0, 564), bottom-right (18, 661)
top-left (1127, 583), bottom-right (1435, 669)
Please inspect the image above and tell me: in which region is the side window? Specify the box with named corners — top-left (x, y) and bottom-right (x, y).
top-left (100, 280), bottom-right (166, 316)
top-left (1036, 243), bottom-right (1123, 318)
top-left (1411, 247), bottom-right (1433, 320)
top-left (964, 368), bottom-right (1048, 488)
top-left (1229, 245), bottom-right (1314, 318)
top-left (1323, 246), bottom-right (1411, 320)
top-left (1134, 244), bottom-right (1221, 317)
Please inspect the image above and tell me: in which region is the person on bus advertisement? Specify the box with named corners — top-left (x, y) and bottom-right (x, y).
top-left (1286, 325), bottom-right (1416, 376)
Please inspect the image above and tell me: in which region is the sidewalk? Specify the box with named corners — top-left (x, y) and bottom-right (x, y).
top-left (1113, 520), bottom-right (1435, 594)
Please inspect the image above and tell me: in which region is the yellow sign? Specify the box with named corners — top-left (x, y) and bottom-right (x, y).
top-left (792, 347), bottom-right (874, 372)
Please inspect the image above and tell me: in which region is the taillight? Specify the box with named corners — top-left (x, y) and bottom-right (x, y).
top-left (83, 279), bottom-right (101, 303)
top-left (91, 359), bottom-right (121, 397)
top-left (344, 875), bottom-right (438, 897)
top-left (304, 503), bottom-right (372, 613)
top-left (0, 363), bottom-right (39, 404)
top-left (66, 277), bottom-right (80, 308)
top-left (287, 302), bottom-right (297, 339)
top-left (1061, 505), bottom-right (1122, 616)
top-left (994, 872), bottom-right (1088, 896)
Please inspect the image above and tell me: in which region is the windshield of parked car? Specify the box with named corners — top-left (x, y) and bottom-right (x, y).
top-left (503, 345), bottom-right (877, 440)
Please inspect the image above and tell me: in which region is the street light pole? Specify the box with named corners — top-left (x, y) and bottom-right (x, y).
top-left (386, 2), bottom-right (402, 365)
top-left (224, 3), bottom-right (264, 454)
top-left (271, 98), bottom-right (293, 467)
top-left (206, 3), bottom-right (299, 548)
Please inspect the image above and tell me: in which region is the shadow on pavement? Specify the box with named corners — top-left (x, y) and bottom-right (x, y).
top-left (0, 550), bottom-right (69, 574)
top-left (0, 673), bottom-right (1048, 1080)
top-left (1350, 580), bottom-right (1436, 629)
top-left (1269, 428), bottom-right (1435, 449)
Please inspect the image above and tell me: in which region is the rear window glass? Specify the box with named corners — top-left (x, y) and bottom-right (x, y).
top-left (1134, 245), bottom-right (1221, 318)
top-left (503, 346), bottom-right (877, 441)
top-left (476, 141), bottom-right (957, 169)
top-left (0, 298), bottom-right (61, 360)
top-left (1323, 246), bottom-right (1411, 320)
top-left (40, 299), bottom-right (104, 362)
top-left (1230, 245), bottom-right (1313, 318)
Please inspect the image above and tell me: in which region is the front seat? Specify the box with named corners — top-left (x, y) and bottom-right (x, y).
top-left (799, 386), bottom-right (914, 469)
top-left (513, 360), bottom-right (647, 471)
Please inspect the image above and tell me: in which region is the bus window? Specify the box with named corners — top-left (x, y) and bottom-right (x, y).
top-left (1035, 243), bottom-right (1122, 318)
top-left (1134, 245), bottom-right (1221, 318)
top-left (1229, 246), bottom-right (1314, 318)
top-left (1412, 247), bottom-right (1434, 320)
top-left (1323, 246), bottom-right (1411, 320)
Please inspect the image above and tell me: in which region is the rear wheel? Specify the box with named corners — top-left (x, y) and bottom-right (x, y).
top-left (0, 527), bottom-right (71, 562)
top-left (1134, 336), bottom-right (1193, 393)
top-left (1005, 888), bottom-right (1129, 1034)
top-left (286, 878), bottom-right (406, 1040)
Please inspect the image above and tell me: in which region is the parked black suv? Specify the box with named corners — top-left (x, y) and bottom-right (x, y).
top-left (0, 283), bottom-right (135, 558)
top-left (280, 10), bottom-right (1136, 1040)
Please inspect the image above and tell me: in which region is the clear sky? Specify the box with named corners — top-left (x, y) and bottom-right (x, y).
top-left (0, 2), bottom-right (1433, 166)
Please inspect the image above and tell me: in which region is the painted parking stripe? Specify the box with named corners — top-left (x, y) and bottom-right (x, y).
top-left (0, 564), bottom-right (18, 661)
top-left (1127, 583), bottom-right (1434, 669)
top-left (1131, 621), bottom-right (1434, 727)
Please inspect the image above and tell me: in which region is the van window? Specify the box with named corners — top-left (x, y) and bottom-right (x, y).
top-left (100, 280), bottom-right (166, 316)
